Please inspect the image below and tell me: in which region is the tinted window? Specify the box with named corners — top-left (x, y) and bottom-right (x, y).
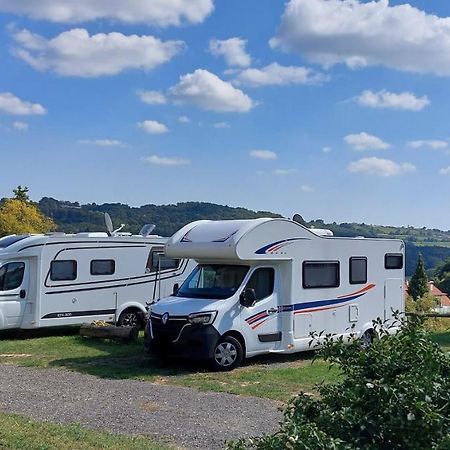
top-left (50, 260), bottom-right (77, 281)
top-left (350, 257), bottom-right (367, 284)
top-left (0, 262), bottom-right (25, 291)
top-left (303, 261), bottom-right (340, 289)
top-left (385, 254), bottom-right (403, 270)
top-left (91, 260), bottom-right (115, 276)
top-left (245, 268), bottom-right (275, 301)
top-left (146, 248), bottom-right (179, 273)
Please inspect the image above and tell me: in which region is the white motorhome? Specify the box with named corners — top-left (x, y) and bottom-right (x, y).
top-left (0, 230), bottom-right (193, 331)
top-left (145, 218), bottom-right (405, 370)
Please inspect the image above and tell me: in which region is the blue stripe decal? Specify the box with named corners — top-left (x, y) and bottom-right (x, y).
top-left (255, 238), bottom-right (308, 255)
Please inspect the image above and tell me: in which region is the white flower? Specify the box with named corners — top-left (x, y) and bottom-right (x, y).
top-left (407, 413), bottom-right (415, 421)
top-left (366, 383), bottom-right (374, 389)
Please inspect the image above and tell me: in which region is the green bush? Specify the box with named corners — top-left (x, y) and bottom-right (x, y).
top-left (228, 317), bottom-right (450, 450)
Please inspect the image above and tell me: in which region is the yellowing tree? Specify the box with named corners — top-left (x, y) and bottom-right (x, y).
top-left (0, 198), bottom-right (55, 237)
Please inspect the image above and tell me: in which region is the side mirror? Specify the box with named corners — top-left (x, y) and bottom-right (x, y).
top-left (239, 288), bottom-right (257, 308)
top-left (172, 283), bottom-right (179, 296)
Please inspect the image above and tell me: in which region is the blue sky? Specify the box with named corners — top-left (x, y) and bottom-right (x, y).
top-left (1, 0), bottom-right (450, 229)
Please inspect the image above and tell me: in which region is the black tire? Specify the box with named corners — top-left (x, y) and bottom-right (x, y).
top-left (360, 329), bottom-right (375, 349)
top-left (117, 309), bottom-right (141, 329)
top-left (211, 335), bottom-right (244, 371)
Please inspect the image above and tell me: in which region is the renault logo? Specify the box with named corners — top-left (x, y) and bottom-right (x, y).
top-left (161, 312), bottom-right (169, 325)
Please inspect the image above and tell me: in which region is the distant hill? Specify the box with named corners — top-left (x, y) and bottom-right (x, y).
top-left (38, 197), bottom-right (450, 277)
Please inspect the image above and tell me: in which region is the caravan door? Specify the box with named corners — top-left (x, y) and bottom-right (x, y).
top-left (0, 261), bottom-right (28, 329)
top-left (384, 278), bottom-right (404, 320)
top-left (240, 267), bottom-right (281, 354)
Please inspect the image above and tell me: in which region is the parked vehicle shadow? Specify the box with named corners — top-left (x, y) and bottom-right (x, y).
top-left (0, 326), bottom-right (80, 341)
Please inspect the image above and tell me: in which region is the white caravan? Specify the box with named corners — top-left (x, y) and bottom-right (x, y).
top-left (0, 230), bottom-right (193, 331)
top-left (146, 218), bottom-right (405, 370)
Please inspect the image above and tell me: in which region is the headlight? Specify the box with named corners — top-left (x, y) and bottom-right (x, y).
top-left (187, 311), bottom-right (217, 325)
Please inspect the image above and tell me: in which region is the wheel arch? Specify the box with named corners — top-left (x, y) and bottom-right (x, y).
top-left (221, 329), bottom-right (246, 357)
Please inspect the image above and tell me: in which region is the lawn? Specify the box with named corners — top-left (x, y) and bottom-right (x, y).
top-left (0, 411), bottom-right (171, 450)
top-left (0, 327), bottom-right (337, 402)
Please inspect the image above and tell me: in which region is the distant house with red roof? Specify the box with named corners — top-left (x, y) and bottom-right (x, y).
top-left (405, 281), bottom-right (450, 311)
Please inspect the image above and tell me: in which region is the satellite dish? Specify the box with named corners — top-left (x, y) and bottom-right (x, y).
top-left (139, 224), bottom-right (156, 237)
top-left (104, 213), bottom-right (113, 235)
top-left (292, 213), bottom-right (305, 225)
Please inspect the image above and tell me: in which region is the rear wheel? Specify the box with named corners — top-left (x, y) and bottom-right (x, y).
top-left (360, 329), bottom-right (375, 348)
top-left (117, 309), bottom-right (141, 328)
top-left (211, 336), bottom-right (243, 371)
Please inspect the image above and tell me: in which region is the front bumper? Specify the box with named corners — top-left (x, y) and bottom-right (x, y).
top-left (144, 317), bottom-right (220, 360)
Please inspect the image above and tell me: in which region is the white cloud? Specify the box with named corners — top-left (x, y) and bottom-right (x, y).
top-left (250, 150), bottom-right (277, 160)
top-left (78, 139), bottom-right (123, 147)
top-left (348, 157), bottom-right (416, 177)
top-left (213, 122), bottom-right (230, 128)
top-left (235, 63), bottom-right (328, 87)
top-left (345, 132), bottom-right (390, 151)
top-left (142, 155), bottom-right (190, 166)
top-left (322, 146), bottom-right (331, 153)
top-left (355, 90), bottom-right (430, 111)
top-left (12, 28), bottom-right (184, 77)
top-left (12, 121), bottom-right (28, 131)
top-left (273, 168), bottom-right (295, 176)
top-left (209, 37), bottom-right (251, 67)
top-left (178, 115), bottom-right (190, 123)
top-left (138, 120), bottom-right (169, 134)
top-left (301, 185), bottom-right (314, 192)
top-left (439, 166), bottom-right (450, 176)
top-left (137, 90), bottom-right (166, 105)
top-left (407, 140), bottom-right (448, 150)
top-left (0, 0), bottom-right (214, 27)
top-left (0, 92), bottom-right (46, 115)
top-left (169, 69), bottom-right (254, 113)
top-left (271, 0), bottom-right (450, 76)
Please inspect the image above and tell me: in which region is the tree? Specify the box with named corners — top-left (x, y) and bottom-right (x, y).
top-left (0, 198), bottom-right (55, 236)
top-left (229, 317), bottom-right (450, 450)
top-left (409, 255), bottom-right (429, 300)
top-left (12, 185), bottom-right (30, 202)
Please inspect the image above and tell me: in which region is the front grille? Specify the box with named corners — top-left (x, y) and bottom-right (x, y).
top-left (150, 312), bottom-right (189, 341)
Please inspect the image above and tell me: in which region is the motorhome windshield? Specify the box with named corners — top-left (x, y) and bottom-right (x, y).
top-left (0, 235), bottom-right (28, 249)
top-left (176, 264), bottom-right (249, 300)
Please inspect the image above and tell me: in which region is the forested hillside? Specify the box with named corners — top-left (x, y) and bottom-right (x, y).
top-left (38, 197), bottom-right (450, 277)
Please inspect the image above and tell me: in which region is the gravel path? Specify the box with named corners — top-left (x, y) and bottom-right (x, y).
top-left (0, 365), bottom-right (282, 449)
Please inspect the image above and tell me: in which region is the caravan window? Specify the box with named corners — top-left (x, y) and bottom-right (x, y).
top-left (385, 254), bottom-right (403, 270)
top-left (303, 261), bottom-right (340, 289)
top-left (91, 260), bottom-right (115, 276)
top-left (245, 268), bottom-right (275, 302)
top-left (0, 262), bottom-right (25, 291)
top-left (50, 260), bottom-right (77, 281)
top-left (146, 248), bottom-right (180, 273)
top-left (350, 257), bottom-right (367, 284)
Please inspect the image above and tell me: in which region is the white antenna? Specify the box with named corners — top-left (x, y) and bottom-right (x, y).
top-left (139, 224), bottom-right (156, 237)
top-left (104, 213), bottom-right (114, 235)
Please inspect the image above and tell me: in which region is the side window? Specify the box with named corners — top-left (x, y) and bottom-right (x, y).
top-left (245, 268), bottom-right (275, 302)
top-left (0, 262), bottom-right (25, 291)
top-left (350, 257), bottom-right (367, 284)
top-left (303, 261), bottom-right (340, 289)
top-left (91, 260), bottom-right (115, 276)
top-left (385, 254), bottom-right (403, 270)
top-left (50, 260), bottom-right (77, 281)
top-left (146, 248), bottom-right (180, 273)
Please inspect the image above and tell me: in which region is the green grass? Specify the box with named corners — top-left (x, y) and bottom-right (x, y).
top-left (0, 328), bottom-right (338, 402)
top-left (0, 411), bottom-right (171, 450)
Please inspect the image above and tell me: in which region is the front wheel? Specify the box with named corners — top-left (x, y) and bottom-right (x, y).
top-left (117, 309), bottom-right (141, 328)
top-left (211, 336), bottom-right (244, 371)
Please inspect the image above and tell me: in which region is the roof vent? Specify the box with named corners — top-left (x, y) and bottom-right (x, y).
top-left (309, 228), bottom-right (333, 237)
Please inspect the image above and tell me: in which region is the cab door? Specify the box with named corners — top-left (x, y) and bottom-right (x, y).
top-left (0, 261), bottom-right (28, 328)
top-left (240, 267), bottom-right (281, 354)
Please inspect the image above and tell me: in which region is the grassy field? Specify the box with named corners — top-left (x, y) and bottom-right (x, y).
top-left (0, 412), bottom-right (171, 450)
top-left (1, 327), bottom-right (449, 402)
top-left (0, 328), bottom-right (337, 402)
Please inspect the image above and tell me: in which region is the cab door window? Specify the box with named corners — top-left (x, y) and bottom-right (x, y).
top-left (245, 268), bottom-right (275, 302)
top-left (0, 262), bottom-right (25, 291)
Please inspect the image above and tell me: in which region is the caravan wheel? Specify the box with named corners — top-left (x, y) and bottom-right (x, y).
top-left (212, 336), bottom-right (243, 371)
top-left (360, 329), bottom-right (375, 349)
top-left (117, 309), bottom-right (141, 329)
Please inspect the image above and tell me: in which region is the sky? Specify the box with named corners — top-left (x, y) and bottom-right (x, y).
top-left (1, 0), bottom-right (450, 230)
